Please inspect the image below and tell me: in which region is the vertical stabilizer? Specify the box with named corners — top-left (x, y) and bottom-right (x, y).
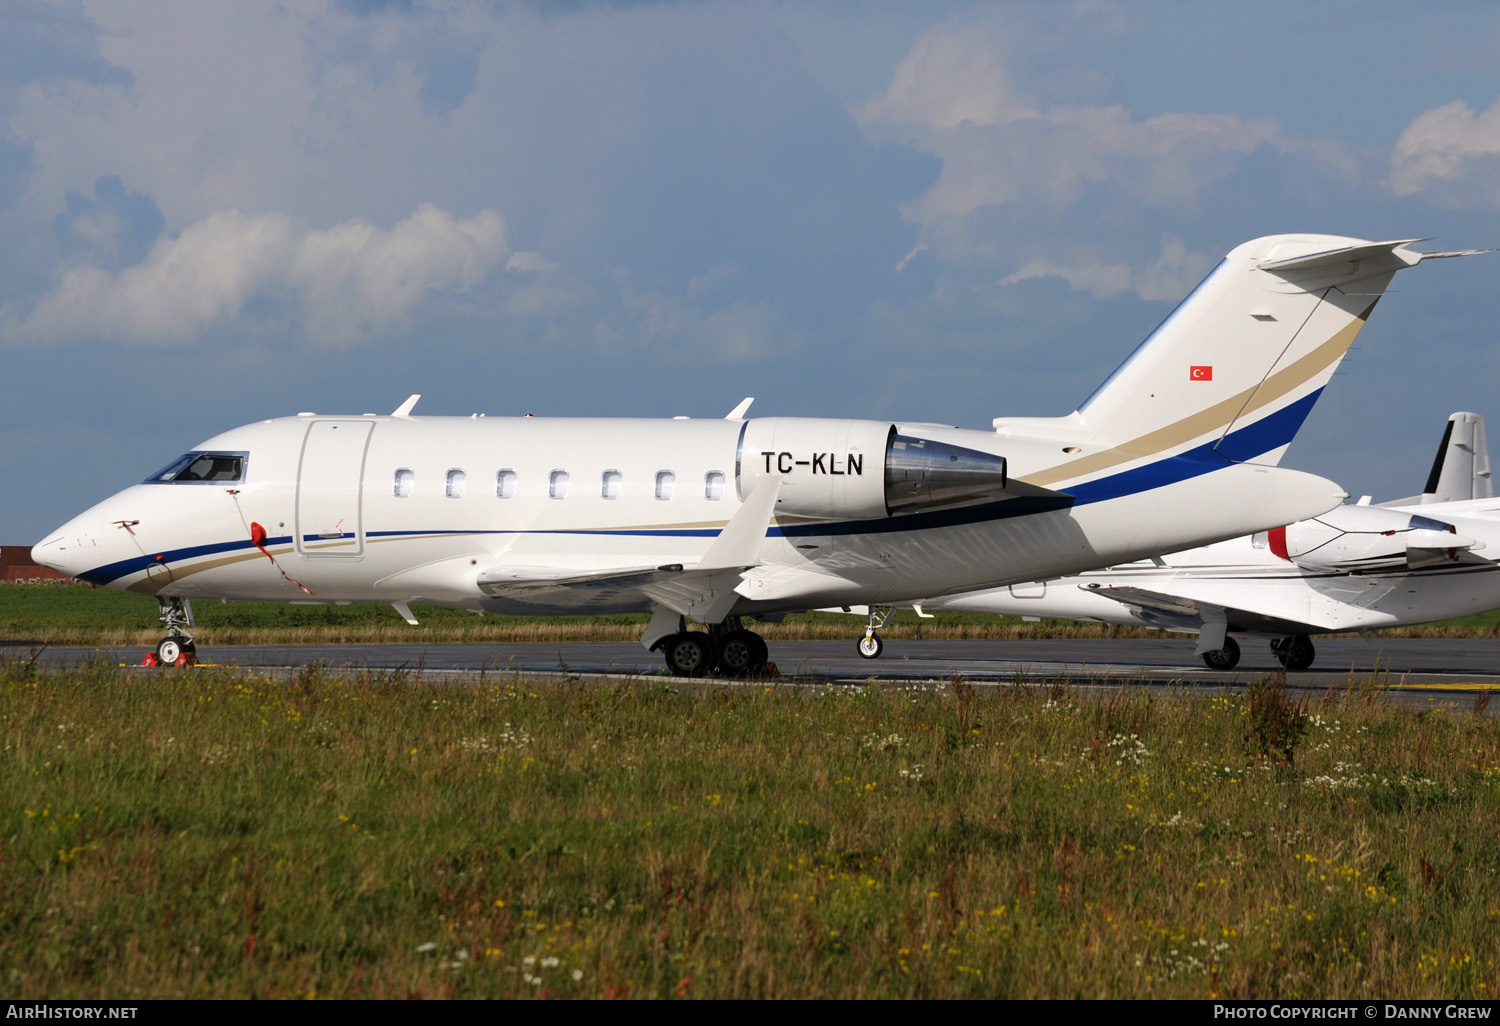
top-left (1422, 411), bottom-right (1491, 503)
top-left (998, 236), bottom-right (1471, 495)
top-left (1075, 236), bottom-right (1421, 463)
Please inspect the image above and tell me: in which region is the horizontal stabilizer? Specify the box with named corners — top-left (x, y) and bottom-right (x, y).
top-left (1411, 248), bottom-right (1495, 261)
top-left (1255, 238), bottom-right (1425, 273)
top-left (1406, 528), bottom-right (1479, 551)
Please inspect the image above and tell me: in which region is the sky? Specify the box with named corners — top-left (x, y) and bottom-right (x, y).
top-left (6, 0), bottom-right (1500, 542)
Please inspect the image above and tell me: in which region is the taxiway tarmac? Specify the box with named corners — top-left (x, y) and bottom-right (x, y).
top-left (16, 637), bottom-right (1500, 694)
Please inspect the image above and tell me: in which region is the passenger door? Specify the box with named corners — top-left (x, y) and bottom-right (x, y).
top-left (295, 420), bottom-right (374, 557)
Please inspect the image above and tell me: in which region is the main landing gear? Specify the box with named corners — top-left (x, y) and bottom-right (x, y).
top-left (1270, 634), bottom-right (1316, 671)
top-left (655, 616), bottom-right (770, 678)
top-left (857, 605), bottom-right (894, 659)
top-left (1200, 636), bottom-right (1240, 670)
top-left (143, 596), bottom-right (197, 668)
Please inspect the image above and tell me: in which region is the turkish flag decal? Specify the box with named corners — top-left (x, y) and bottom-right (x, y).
top-left (1190, 365), bottom-right (1213, 381)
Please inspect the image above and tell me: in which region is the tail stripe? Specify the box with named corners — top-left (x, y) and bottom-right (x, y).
top-left (1021, 300), bottom-right (1373, 489)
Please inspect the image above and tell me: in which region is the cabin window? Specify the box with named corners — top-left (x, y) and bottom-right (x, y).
top-left (145, 451), bottom-right (247, 484)
top-left (446, 469), bottom-right (467, 498)
top-left (602, 470), bottom-right (622, 499)
top-left (705, 471), bottom-right (725, 501)
top-left (655, 470), bottom-right (675, 500)
top-left (549, 470), bottom-right (570, 499)
top-left (394, 468), bottom-right (414, 497)
top-left (1250, 532), bottom-right (1267, 550)
top-left (496, 469), bottom-right (517, 499)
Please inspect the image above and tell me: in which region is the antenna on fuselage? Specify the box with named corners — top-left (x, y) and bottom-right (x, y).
top-left (725, 397), bottom-right (754, 420)
top-left (392, 394), bottom-right (421, 417)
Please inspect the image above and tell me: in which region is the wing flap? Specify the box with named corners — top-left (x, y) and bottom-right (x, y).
top-left (476, 564), bottom-right (672, 594)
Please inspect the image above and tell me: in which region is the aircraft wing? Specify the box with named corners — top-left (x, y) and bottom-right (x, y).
top-left (1082, 583), bottom-right (1331, 637)
top-left (475, 476), bottom-right (784, 623)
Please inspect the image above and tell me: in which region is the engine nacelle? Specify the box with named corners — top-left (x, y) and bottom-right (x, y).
top-left (736, 418), bottom-right (1011, 520)
top-left (1270, 505), bottom-right (1477, 571)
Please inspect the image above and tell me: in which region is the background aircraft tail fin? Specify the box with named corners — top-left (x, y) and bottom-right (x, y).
top-left (1383, 411), bottom-right (1492, 506)
top-left (1424, 411), bottom-right (1492, 503)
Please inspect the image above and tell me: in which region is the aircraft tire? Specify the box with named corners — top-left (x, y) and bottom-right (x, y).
top-left (156, 637), bottom-right (184, 666)
top-left (1274, 634), bottom-right (1316, 672)
top-left (718, 629), bottom-right (767, 676)
top-left (857, 634), bottom-right (884, 659)
top-left (1201, 636), bottom-right (1240, 671)
top-left (664, 632), bottom-right (717, 678)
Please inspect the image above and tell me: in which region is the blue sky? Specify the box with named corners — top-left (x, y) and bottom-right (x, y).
top-left (6, 0), bottom-right (1500, 542)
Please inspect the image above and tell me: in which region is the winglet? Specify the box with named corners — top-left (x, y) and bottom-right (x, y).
top-left (725, 397), bottom-right (755, 420)
top-left (696, 475), bottom-right (781, 570)
top-left (392, 394), bottom-right (421, 417)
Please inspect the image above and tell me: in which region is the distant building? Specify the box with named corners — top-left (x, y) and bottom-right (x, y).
top-left (1, 546), bottom-right (73, 584)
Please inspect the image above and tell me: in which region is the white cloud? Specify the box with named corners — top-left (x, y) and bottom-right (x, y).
top-left (894, 242), bottom-right (927, 273)
top-left (999, 235), bottom-right (1208, 302)
top-left (857, 21), bottom-right (1290, 224)
top-left (1390, 96), bottom-right (1500, 205)
top-left (7, 203), bottom-right (524, 346)
top-left (858, 25), bottom-right (1038, 131)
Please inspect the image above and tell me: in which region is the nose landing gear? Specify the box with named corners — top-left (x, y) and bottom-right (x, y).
top-left (857, 605), bottom-right (894, 659)
top-left (143, 596), bottom-right (197, 668)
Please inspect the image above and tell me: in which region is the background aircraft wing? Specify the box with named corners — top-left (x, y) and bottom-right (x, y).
top-left (1084, 583), bottom-right (1328, 637)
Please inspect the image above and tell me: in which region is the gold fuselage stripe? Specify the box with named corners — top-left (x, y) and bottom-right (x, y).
top-left (1023, 300), bottom-right (1374, 489)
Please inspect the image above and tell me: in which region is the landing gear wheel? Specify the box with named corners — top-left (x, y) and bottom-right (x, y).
top-left (1200, 636), bottom-right (1240, 670)
top-left (1272, 634), bottom-right (1315, 671)
top-left (857, 605), bottom-right (893, 659)
top-left (155, 637), bottom-right (194, 666)
top-left (664, 632), bottom-right (717, 678)
top-left (717, 629), bottom-right (768, 676)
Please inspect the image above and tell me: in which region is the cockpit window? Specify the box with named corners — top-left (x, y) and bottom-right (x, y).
top-left (146, 451), bottom-right (247, 484)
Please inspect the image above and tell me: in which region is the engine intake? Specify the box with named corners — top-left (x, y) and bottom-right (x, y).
top-left (1273, 506), bottom-right (1478, 572)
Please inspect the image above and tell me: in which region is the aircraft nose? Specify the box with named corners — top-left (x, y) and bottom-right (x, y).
top-left (31, 532), bottom-right (81, 576)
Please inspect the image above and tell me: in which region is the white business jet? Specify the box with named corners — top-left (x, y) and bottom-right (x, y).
top-left (913, 412), bottom-right (1500, 671)
top-left (32, 235), bottom-right (1471, 675)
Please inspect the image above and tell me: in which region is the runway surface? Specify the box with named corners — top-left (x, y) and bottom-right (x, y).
top-left (16, 636), bottom-right (1500, 697)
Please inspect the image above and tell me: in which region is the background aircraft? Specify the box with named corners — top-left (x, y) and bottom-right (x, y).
top-left (32, 235), bottom-right (1467, 675)
top-left (908, 412), bottom-right (1500, 670)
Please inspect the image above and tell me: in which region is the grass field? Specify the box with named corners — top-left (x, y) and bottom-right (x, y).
top-left (2, 655), bottom-right (1497, 998)
top-left (8, 582), bottom-right (1500, 648)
